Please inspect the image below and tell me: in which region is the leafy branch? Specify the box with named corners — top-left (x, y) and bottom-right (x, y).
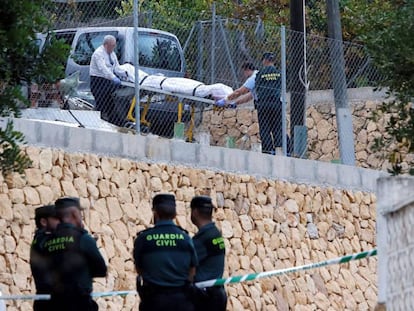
top-left (0, 121), bottom-right (32, 175)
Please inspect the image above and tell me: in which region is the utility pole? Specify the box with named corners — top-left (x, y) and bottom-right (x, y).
top-left (289, 0), bottom-right (306, 156)
top-left (326, 0), bottom-right (355, 165)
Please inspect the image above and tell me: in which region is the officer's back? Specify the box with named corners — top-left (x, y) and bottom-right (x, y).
top-left (30, 205), bottom-right (60, 311)
top-left (255, 52), bottom-right (281, 102)
top-left (46, 197), bottom-right (107, 311)
top-left (133, 194), bottom-right (198, 311)
top-left (190, 196), bottom-right (227, 311)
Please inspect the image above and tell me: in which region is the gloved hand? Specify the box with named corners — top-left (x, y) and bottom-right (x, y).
top-left (215, 98), bottom-right (226, 107)
top-left (118, 71), bottom-right (128, 81)
top-left (228, 102), bottom-right (237, 109)
top-left (112, 77), bottom-right (121, 86)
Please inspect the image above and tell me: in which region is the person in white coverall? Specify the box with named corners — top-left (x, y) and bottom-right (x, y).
top-left (89, 35), bottom-right (127, 124)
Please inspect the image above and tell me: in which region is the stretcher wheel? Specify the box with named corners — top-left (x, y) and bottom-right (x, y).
top-left (140, 125), bottom-right (150, 134)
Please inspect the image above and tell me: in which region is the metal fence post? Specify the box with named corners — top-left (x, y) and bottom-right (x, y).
top-left (133, 0), bottom-right (140, 134)
top-left (211, 2), bottom-right (216, 84)
top-left (196, 21), bottom-right (204, 82)
top-left (327, 0), bottom-right (355, 165)
top-left (281, 26), bottom-right (288, 156)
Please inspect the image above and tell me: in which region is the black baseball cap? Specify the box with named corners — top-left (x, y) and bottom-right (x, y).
top-left (55, 197), bottom-right (83, 210)
top-left (153, 194), bottom-right (176, 210)
top-left (190, 196), bottom-right (214, 210)
top-left (262, 52), bottom-right (275, 61)
top-left (35, 205), bottom-right (57, 228)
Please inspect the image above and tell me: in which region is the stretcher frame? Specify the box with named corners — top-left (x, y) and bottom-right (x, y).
top-left (121, 81), bottom-right (215, 141)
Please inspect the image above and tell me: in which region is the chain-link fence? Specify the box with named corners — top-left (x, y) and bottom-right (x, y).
top-left (26, 2), bottom-right (383, 162)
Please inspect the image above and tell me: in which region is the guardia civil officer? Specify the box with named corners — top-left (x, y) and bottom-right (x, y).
top-left (190, 196), bottom-right (227, 311)
top-left (46, 197), bottom-right (107, 311)
top-left (255, 52), bottom-right (282, 154)
top-left (30, 205), bottom-right (60, 311)
top-left (133, 194), bottom-right (198, 311)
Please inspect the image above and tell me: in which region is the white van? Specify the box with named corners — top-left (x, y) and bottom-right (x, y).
top-left (44, 27), bottom-right (191, 136)
top-left (51, 27), bottom-right (186, 90)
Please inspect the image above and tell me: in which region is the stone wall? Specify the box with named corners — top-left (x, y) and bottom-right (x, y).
top-left (199, 88), bottom-right (414, 171)
top-left (1, 147), bottom-right (377, 310)
top-left (377, 177), bottom-right (414, 310)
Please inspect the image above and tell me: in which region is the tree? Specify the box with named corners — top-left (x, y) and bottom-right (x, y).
top-left (359, 1), bottom-right (414, 174)
top-left (0, 0), bottom-right (68, 175)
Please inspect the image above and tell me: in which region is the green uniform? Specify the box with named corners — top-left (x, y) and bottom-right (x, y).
top-left (45, 223), bottom-right (107, 311)
top-left (30, 229), bottom-right (54, 311)
top-left (133, 220), bottom-right (198, 311)
top-left (134, 220), bottom-right (197, 286)
top-left (255, 65), bottom-right (282, 153)
top-left (193, 222), bottom-right (227, 311)
top-left (193, 222), bottom-right (225, 282)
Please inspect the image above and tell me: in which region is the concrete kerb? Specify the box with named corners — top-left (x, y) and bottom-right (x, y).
top-left (247, 151), bottom-right (273, 177)
top-left (222, 148), bottom-right (249, 173)
top-left (171, 140), bottom-right (198, 164)
top-left (270, 155), bottom-right (292, 180)
top-left (120, 132), bottom-right (147, 160)
top-left (197, 144), bottom-right (223, 168)
top-left (145, 134), bottom-right (171, 161)
top-left (7, 118), bottom-right (383, 192)
top-left (292, 157), bottom-right (317, 184)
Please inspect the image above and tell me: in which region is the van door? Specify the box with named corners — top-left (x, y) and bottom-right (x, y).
top-left (67, 30), bottom-right (121, 90)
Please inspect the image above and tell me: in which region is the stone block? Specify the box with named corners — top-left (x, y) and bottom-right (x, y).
top-left (222, 148), bottom-right (248, 173)
top-left (66, 127), bottom-right (94, 153)
top-left (23, 187), bottom-right (40, 205)
top-left (292, 158), bottom-right (316, 184)
top-left (197, 145), bottom-right (223, 169)
top-left (24, 169), bottom-right (42, 187)
top-left (92, 130), bottom-right (122, 156)
top-left (336, 164), bottom-right (362, 189)
top-left (315, 161), bottom-right (338, 186)
top-left (272, 156), bottom-right (294, 180)
top-left (247, 152), bottom-right (272, 177)
top-left (39, 149), bottom-right (53, 173)
top-left (146, 136), bottom-right (171, 162)
top-left (171, 141), bottom-right (197, 164)
top-left (121, 133), bottom-right (146, 160)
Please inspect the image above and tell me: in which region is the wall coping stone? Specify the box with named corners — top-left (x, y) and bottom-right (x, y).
top-left (6, 117), bottom-right (387, 192)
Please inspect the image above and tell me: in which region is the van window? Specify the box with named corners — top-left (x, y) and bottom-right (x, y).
top-left (138, 34), bottom-right (181, 72)
top-left (72, 31), bottom-right (121, 65)
top-left (54, 32), bottom-right (76, 47)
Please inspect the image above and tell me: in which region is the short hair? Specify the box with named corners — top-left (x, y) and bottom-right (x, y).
top-left (55, 197), bottom-right (82, 219)
top-left (35, 205), bottom-right (56, 229)
top-left (190, 196), bottom-right (213, 218)
top-left (262, 52), bottom-right (275, 62)
top-left (242, 62), bottom-right (257, 71)
top-left (55, 197), bottom-right (81, 210)
top-left (103, 35), bottom-right (116, 45)
top-left (153, 194), bottom-right (176, 219)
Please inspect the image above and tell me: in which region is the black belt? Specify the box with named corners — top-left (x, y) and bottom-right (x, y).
top-left (143, 283), bottom-right (188, 294)
top-left (203, 285), bottom-right (225, 292)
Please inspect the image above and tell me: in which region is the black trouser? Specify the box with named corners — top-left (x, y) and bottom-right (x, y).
top-left (139, 289), bottom-right (194, 311)
top-left (33, 300), bottom-right (54, 311)
top-left (90, 76), bottom-right (117, 124)
top-left (193, 286), bottom-right (227, 311)
top-left (50, 294), bottom-right (98, 311)
top-left (256, 98), bottom-right (282, 154)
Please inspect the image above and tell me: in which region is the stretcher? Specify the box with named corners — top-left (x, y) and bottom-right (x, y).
top-left (121, 81), bottom-right (217, 142)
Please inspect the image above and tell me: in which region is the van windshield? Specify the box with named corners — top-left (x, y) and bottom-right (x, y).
top-left (73, 31), bottom-right (121, 66)
top-left (138, 33), bottom-right (181, 72)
